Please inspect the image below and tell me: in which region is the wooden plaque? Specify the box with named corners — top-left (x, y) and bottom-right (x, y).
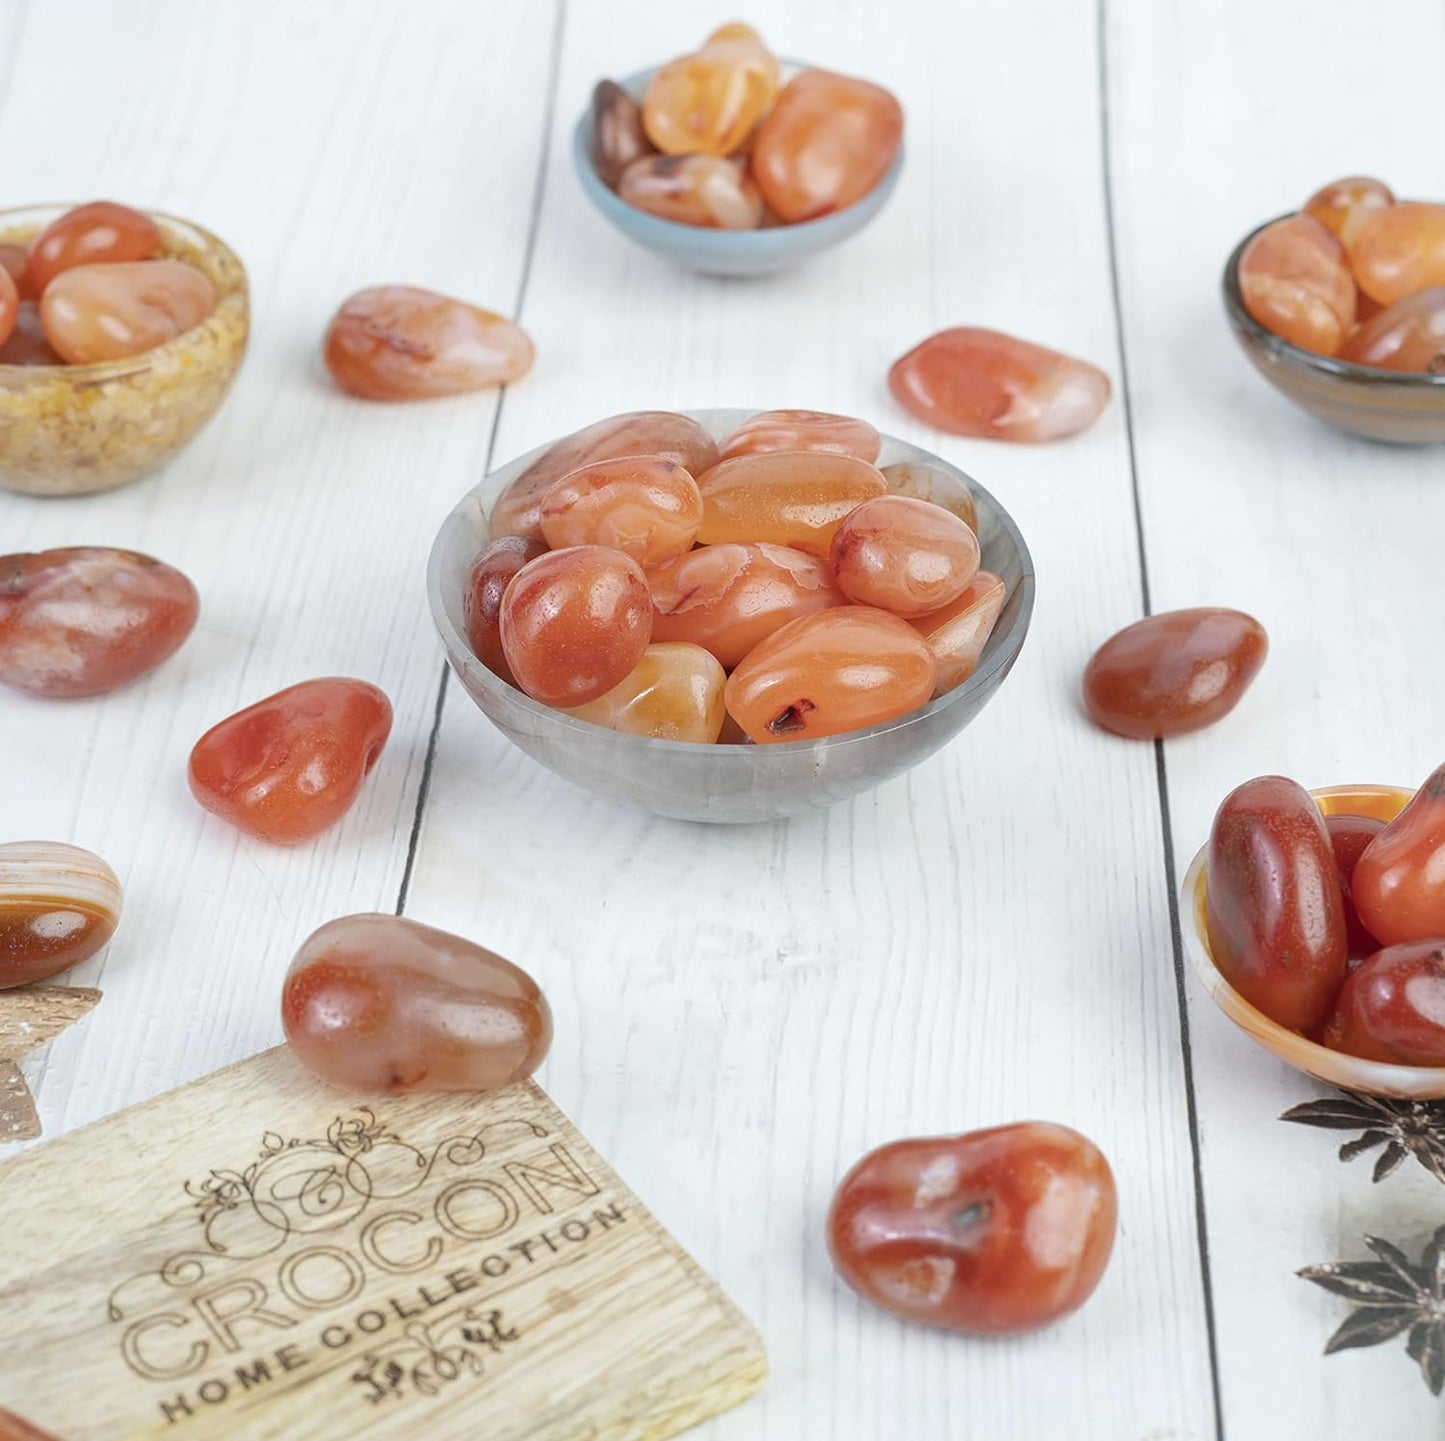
top-left (0, 1048), bottom-right (766, 1439)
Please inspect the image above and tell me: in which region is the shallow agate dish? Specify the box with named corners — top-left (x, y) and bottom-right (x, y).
top-left (428, 409), bottom-right (1034, 824)
top-left (0, 203), bottom-right (249, 496)
top-left (1183, 783), bottom-right (1445, 1099)
top-left (1224, 214), bottom-right (1445, 444)
top-left (572, 63), bottom-right (904, 278)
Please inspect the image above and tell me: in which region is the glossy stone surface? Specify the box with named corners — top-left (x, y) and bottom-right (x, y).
top-left (540, 454), bottom-right (702, 566)
top-left (462, 535), bottom-right (547, 687)
top-left (565, 641), bottom-right (726, 743)
top-left (591, 78), bottom-right (655, 188)
top-left (1303, 175), bottom-right (1395, 251)
top-left (641, 31), bottom-right (779, 156)
top-left (1340, 286), bottom-right (1445, 373)
top-left (1326, 813), bottom-right (1387, 961)
top-left (880, 460), bottom-right (979, 532)
top-left (1324, 940), bottom-right (1445, 1065)
top-left (718, 408), bottom-right (881, 463)
top-left (499, 546), bottom-right (652, 707)
top-left (188, 679), bottom-right (393, 845)
top-left (24, 201), bottom-right (161, 294)
top-left (909, 570), bottom-right (1006, 695)
top-left (0, 304), bottom-right (62, 365)
top-left (724, 605), bottom-right (936, 743)
top-left (1354, 763), bottom-right (1445, 947)
top-left (0, 266), bottom-right (15, 350)
top-left (1205, 775), bottom-right (1348, 1032)
top-left (831, 494), bottom-right (980, 617)
top-left (827, 1123), bottom-right (1117, 1334)
top-left (490, 411), bottom-right (719, 542)
top-left (39, 260), bottom-right (215, 364)
top-left (0, 547), bottom-right (198, 698)
top-left (0, 840), bottom-right (121, 990)
top-left (648, 541), bottom-right (846, 668)
top-left (1082, 608), bottom-right (1268, 740)
top-left (324, 285), bottom-right (533, 400)
top-left (1351, 202), bottom-right (1445, 307)
top-left (752, 69), bottom-right (903, 223)
top-left (1237, 213), bottom-right (1356, 354)
top-left (0, 244), bottom-right (31, 300)
top-left (618, 154), bottom-right (764, 229)
top-left (282, 913), bottom-right (552, 1093)
top-left (696, 451), bottom-right (886, 556)
top-left (889, 327), bottom-right (1112, 442)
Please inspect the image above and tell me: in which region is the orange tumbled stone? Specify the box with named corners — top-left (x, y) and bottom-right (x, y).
top-left (324, 285), bottom-right (533, 400)
top-left (889, 327), bottom-right (1111, 442)
top-left (1340, 286), bottom-right (1445, 373)
top-left (908, 571), bottom-right (1006, 695)
top-left (1237, 213), bottom-right (1356, 354)
top-left (642, 30), bottom-right (779, 156)
top-left (1350, 202), bottom-right (1445, 308)
top-left (565, 641), bottom-right (727, 743)
top-left (618, 154), bottom-right (764, 229)
top-left (0, 265), bottom-right (16, 349)
top-left (25, 201), bottom-right (161, 295)
top-left (718, 408), bottom-right (881, 462)
top-left (541, 454), bottom-right (702, 567)
top-left (696, 451), bottom-right (886, 556)
top-left (751, 69), bottom-right (903, 223)
top-left (40, 260), bottom-right (215, 364)
top-left (0, 304), bottom-right (62, 365)
top-left (0, 244), bottom-right (32, 301)
top-left (1303, 175), bottom-right (1395, 252)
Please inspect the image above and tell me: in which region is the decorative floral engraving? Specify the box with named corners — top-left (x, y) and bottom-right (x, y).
top-left (351, 1308), bottom-right (519, 1401)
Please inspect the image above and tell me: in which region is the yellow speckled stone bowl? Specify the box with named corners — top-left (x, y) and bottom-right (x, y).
top-left (0, 204), bottom-right (249, 497)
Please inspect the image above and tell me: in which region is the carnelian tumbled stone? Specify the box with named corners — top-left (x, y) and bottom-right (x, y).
top-left (880, 460), bottom-right (979, 532)
top-left (0, 840), bottom-right (122, 990)
top-left (724, 605), bottom-right (936, 743)
top-left (1351, 203), bottom-right (1445, 308)
top-left (0, 244), bottom-right (31, 301)
top-left (718, 409), bottom-right (881, 463)
top-left (696, 451), bottom-right (886, 556)
top-left (642, 30), bottom-right (779, 157)
top-left (0, 304), bottom-right (62, 365)
top-left (1323, 940), bottom-right (1445, 1065)
top-left (189, 679), bottom-right (393, 845)
top-left (283, 913), bottom-right (552, 1093)
top-left (463, 535), bottom-right (548, 686)
top-left (1340, 287), bottom-right (1445, 373)
top-left (1082, 608), bottom-right (1267, 740)
top-left (540, 455), bottom-right (702, 566)
top-left (1325, 813), bottom-right (1387, 960)
top-left (831, 495), bottom-right (980, 617)
top-left (1353, 763), bottom-right (1445, 948)
top-left (751, 69), bottom-right (903, 223)
top-left (1237, 214), bottom-right (1356, 354)
top-left (0, 266), bottom-right (16, 349)
top-left (618, 154), bottom-right (764, 229)
top-left (648, 542), bottom-right (846, 668)
top-left (827, 1123), bottom-right (1117, 1334)
top-left (592, 79), bottom-right (655, 188)
top-left (565, 642), bottom-right (726, 743)
top-left (1205, 775), bottom-right (1348, 1032)
top-left (0, 547), bottom-right (198, 698)
top-left (490, 411), bottom-right (719, 543)
top-left (909, 570), bottom-right (1006, 695)
top-left (1303, 176), bottom-right (1395, 252)
top-left (889, 327), bottom-right (1111, 442)
top-left (499, 547), bottom-right (652, 707)
top-left (40, 260), bottom-right (215, 364)
top-left (324, 285), bottom-right (533, 400)
top-left (25, 201), bottom-right (161, 295)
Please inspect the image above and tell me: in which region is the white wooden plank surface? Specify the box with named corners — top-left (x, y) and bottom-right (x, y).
top-left (1108, 0), bottom-right (1445, 1434)
top-left (0, 0), bottom-right (557, 1129)
top-left (403, 2), bottom-right (1215, 1437)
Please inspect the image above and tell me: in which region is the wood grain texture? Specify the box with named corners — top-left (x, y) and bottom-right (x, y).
top-left (1107, 0), bottom-right (1445, 1433)
top-left (0, 0), bottom-right (556, 1137)
top-left (0, 1048), bottom-right (764, 1438)
top-left (404, 2), bottom-right (1215, 1437)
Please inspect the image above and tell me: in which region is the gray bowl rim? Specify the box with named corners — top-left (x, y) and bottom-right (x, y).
top-left (426, 409), bottom-right (1036, 759)
top-left (1222, 210), bottom-right (1445, 389)
top-left (572, 59), bottom-right (905, 247)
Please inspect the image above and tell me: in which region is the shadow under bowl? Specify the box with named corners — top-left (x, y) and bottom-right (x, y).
top-left (572, 63), bottom-right (903, 278)
top-left (427, 408), bottom-right (1035, 823)
top-left (1223, 215), bottom-right (1445, 444)
top-left (0, 203), bottom-right (250, 497)
top-left (1182, 782), bottom-right (1445, 1099)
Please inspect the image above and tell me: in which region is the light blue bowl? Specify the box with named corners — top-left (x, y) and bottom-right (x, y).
top-left (572, 62), bottom-right (904, 278)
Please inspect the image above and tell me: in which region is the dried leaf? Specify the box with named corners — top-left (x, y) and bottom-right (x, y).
top-left (1407, 1322), bottom-right (1445, 1397)
top-left (1339, 1130), bottom-right (1391, 1162)
top-left (1365, 1235), bottom-right (1423, 1286)
top-left (1323, 1305), bottom-right (1417, 1353)
top-left (1372, 1141), bottom-right (1409, 1182)
top-left (1281, 1097), bottom-right (1383, 1129)
top-left (1299, 1261), bottom-right (1420, 1304)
